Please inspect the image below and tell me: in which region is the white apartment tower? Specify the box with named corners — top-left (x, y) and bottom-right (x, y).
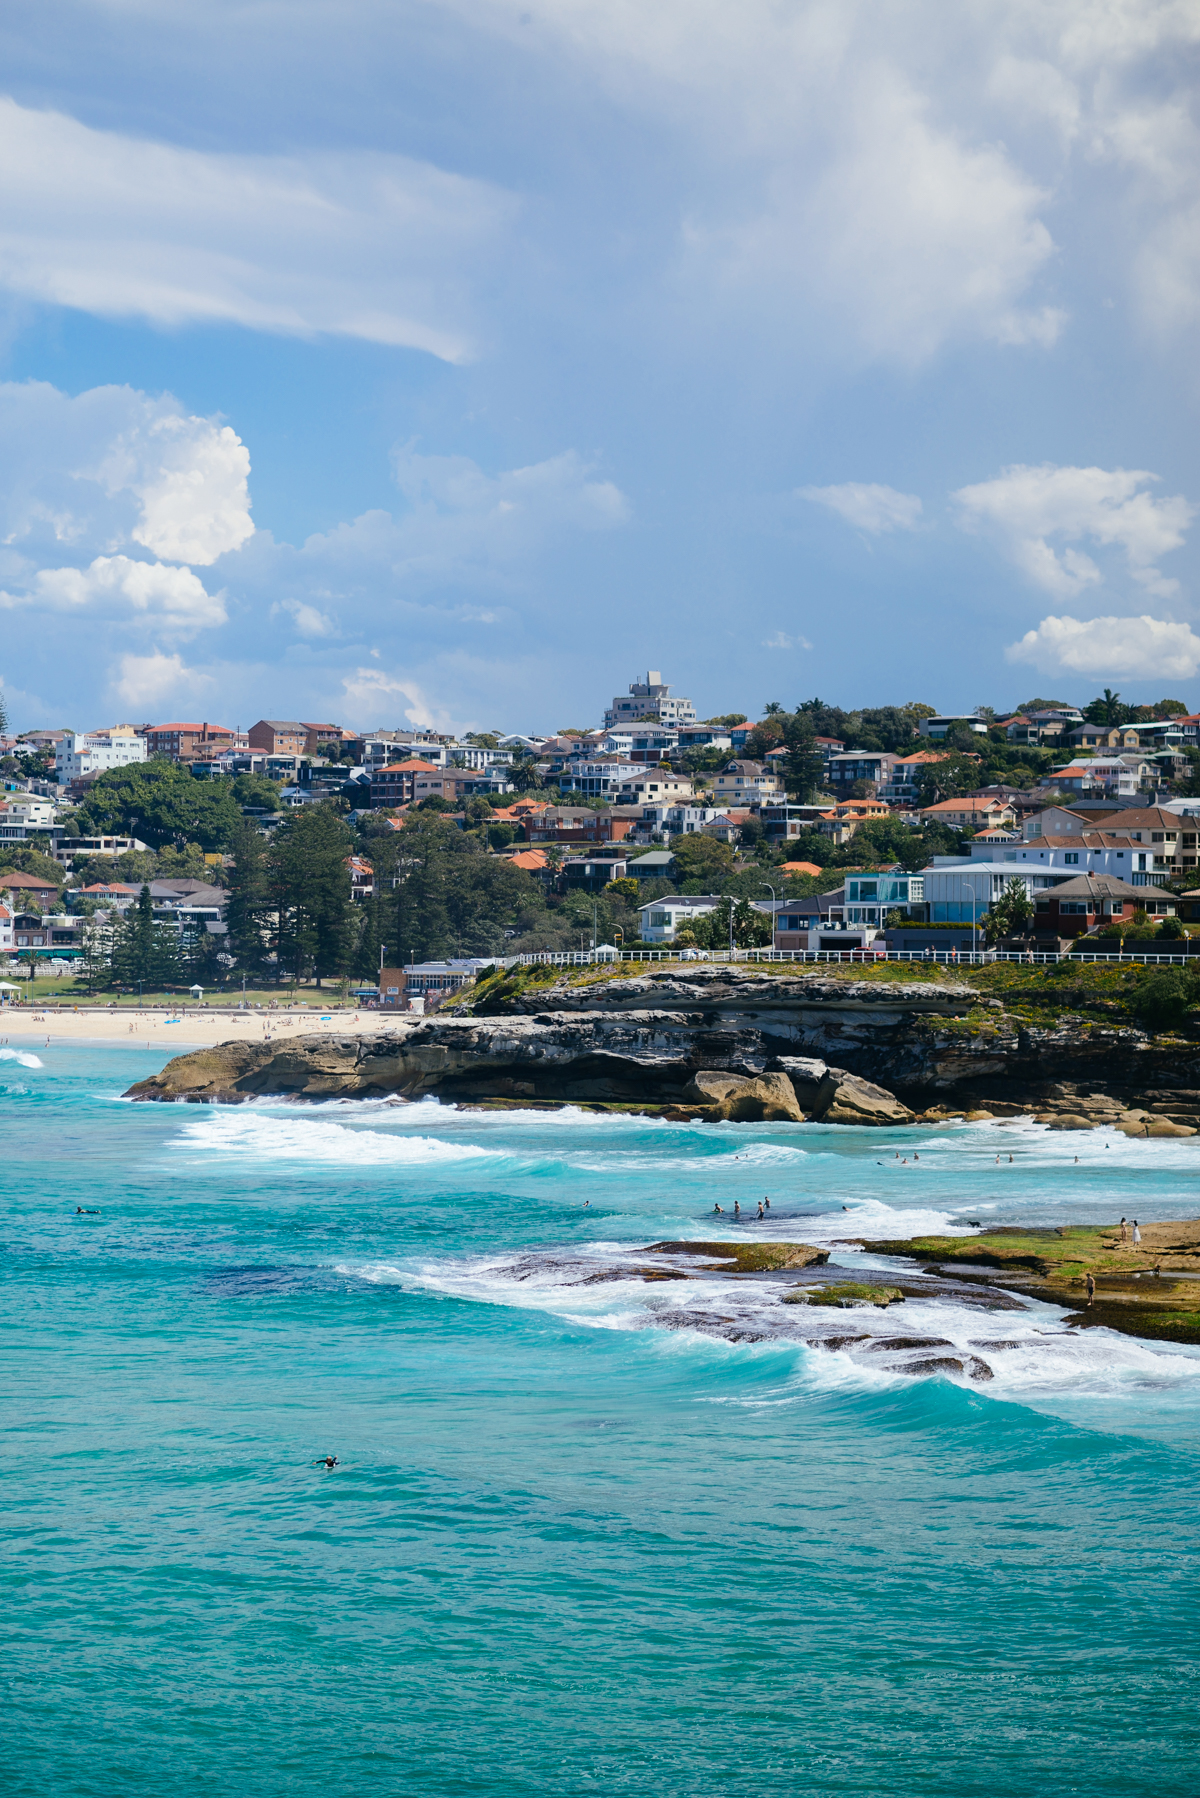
top-left (604, 671), bottom-right (697, 730)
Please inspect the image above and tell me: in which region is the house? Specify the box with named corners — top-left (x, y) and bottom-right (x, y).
top-left (501, 848), bottom-right (552, 875)
top-left (616, 771), bottom-right (696, 806)
top-left (0, 901), bottom-right (12, 955)
top-left (77, 881), bottom-right (140, 912)
top-left (561, 853), bottom-right (629, 893)
top-left (877, 752), bottom-right (950, 805)
top-left (1023, 803), bottom-right (1126, 839)
top-left (770, 889), bottom-right (878, 953)
top-left (779, 860), bottom-right (824, 877)
top-left (1001, 707), bottom-right (1082, 745)
top-left (1032, 874), bottom-right (1175, 941)
top-left (144, 721), bottom-right (245, 761)
top-left (525, 812), bottom-right (635, 845)
top-left (712, 760), bottom-right (784, 805)
top-left (52, 834), bottom-right (150, 864)
top-left (826, 751), bottom-right (899, 792)
top-left (637, 803), bottom-right (723, 839)
top-left (604, 670), bottom-right (697, 730)
top-left (302, 722), bottom-right (354, 757)
top-left (624, 850), bottom-right (677, 882)
top-left (919, 797), bottom-right (1016, 832)
top-left (760, 801), bottom-right (842, 844)
top-left (554, 755), bottom-right (641, 799)
top-left (920, 861), bottom-right (1073, 922)
top-left (56, 726), bottom-right (147, 783)
top-left (368, 758), bottom-right (442, 807)
top-left (638, 894), bottom-right (722, 942)
top-left (0, 797), bottom-right (59, 830)
top-left (248, 720), bottom-right (308, 756)
top-left (917, 714), bottom-right (989, 739)
top-left (1039, 755), bottom-right (1152, 797)
top-left (348, 856), bottom-right (374, 901)
top-left (816, 798), bottom-right (891, 844)
top-left (1067, 723), bottom-right (1142, 751)
top-left (701, 811), bottom-right (752, 843)
top-left (0, 870), bottom-right (62, 901)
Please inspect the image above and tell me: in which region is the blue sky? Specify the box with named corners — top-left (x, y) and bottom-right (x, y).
top-left (0, 0), bottom-right (1197, 736)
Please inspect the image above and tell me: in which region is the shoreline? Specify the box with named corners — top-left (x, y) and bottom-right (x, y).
top-left (0, 1007), bottom-right (404, 1050)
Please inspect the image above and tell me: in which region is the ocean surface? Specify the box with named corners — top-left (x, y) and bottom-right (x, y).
top-left (5, 1041), bottom-right (1200, 1796)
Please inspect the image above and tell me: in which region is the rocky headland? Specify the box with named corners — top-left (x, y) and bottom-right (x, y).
top-left (125, 963), bottom-right (1200, 1131)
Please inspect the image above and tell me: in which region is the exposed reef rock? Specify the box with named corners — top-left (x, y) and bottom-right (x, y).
top-left (123, 965), bottom-right (1200, 1127)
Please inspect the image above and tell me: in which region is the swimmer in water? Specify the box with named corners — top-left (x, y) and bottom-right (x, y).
top-left (713, 1203), bottom-right (723, 1214)
top-left (75, 1207), bottom-right (101, 1214)
top-left (314, 1456), bottom-right (339, 1469)
top-left (734, 1200), bottom-right (740, 1217)
top-left (913, 1153), bottom-right (919, 1161)
top-left (583, 1199), bottom-right (590, 1207)
top-left (757, 1202), bottom-right (764, 1219)
top-left (764, 1198), bottom-right (770, 1210)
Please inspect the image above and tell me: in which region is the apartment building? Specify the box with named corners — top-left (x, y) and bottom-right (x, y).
top-left (56, 727), bottom-right (147, 783)
top-left (248, 719), bottom-right (308, 756)
top-left (604, 670), bottom-right (697, 730)
top-left (144, 721), bottom-right (246, 761)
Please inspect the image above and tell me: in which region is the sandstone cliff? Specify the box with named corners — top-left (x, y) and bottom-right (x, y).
top-left (122, 965), bottom-right (1200, 1130)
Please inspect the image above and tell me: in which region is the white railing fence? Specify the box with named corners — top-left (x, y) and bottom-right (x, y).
top-left (514, 946), bottom-right (1198, 968)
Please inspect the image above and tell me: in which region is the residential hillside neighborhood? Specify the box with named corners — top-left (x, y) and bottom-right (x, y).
top-left (4, 673), bottom-right (1200, 1002)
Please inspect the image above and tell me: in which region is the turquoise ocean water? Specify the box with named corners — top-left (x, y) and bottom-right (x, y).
top-left (5, 1041), bottom-right (1200, 1796)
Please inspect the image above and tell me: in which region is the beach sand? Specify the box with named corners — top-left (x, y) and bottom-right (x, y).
top-left (0, 1007), bottom-right (405, 1050)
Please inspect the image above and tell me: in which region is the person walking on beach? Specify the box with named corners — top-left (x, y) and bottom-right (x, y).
top-left (1132, 1220), bottom-right (1141, 1245)
top-left (1086, 1272), bottom-right (1096, 1307)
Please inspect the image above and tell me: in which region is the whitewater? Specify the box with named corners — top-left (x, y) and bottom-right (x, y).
top-left (5, 1043), bottom-right (1200, 1797)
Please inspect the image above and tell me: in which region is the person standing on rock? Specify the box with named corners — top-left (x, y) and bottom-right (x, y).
top-left (1133, 1220), bottom-right (1142, 1246)
top-left (1086, 1272), bottom-right (1096, 1307)
top-left (1120, 1218), bottom-right (1128, 1241)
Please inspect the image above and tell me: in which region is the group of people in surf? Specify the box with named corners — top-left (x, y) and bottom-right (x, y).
top-left (711, 1198), bottom-right (772, 1220)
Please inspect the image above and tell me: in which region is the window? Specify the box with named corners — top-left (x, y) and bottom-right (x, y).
top-left (1064, 852), bottom-right (1078, 864)
top-left (1059, 901), bottom-right (1090, 914)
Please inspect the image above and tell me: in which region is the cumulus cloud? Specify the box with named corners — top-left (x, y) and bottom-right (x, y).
top-left (1006, 613), bottom-right (1200, 680)
top-left (799, 482), bottom-right (922, 534)
top-left (0, 380), bottom-right (253, 568)
top-left (0, 97), bottom-right (512, 361)
top-left (0, 555), bottom-right (225, 634)
top-left (111, 650), bottom-right (211, 710)
top-left (954, 463), bottom-right (1195, 598)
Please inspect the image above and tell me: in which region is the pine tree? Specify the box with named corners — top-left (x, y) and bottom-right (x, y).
top-left (224, 818), bottom-right (270, 979)
top-left (110, 884), bottom-right (183, 991)
top-left (268, 806), bottom-right (355, 988)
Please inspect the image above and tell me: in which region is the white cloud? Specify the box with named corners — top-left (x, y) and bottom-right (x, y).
top-left (762, 630), bottom-right (813, 650)
top-left (954, 463), bottom-right (1195, 598)
top-left (0, 96), bottom-right (514, 361)
top-left (339, 667), bottom-right (466, 734)
top-left (96, 414), bottom-right (253, 566)
top-left (0, 380), bottom-right (253, 568)
top-left (0, 555), bottom-right (225, 635)
top-left (111, 650), bottom-right (211, 710)
top-left (800, 482), bottom-right (922, 533)
top-left (1006, 613), bottom-right (1200, 680)
top-left (273, 599), bottom-right (337, 638)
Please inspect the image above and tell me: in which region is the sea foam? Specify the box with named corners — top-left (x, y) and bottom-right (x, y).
top-left (172, 1107), bottom-right (492, 1166)
top-left (0, 1047), bottom-right (44, 1068)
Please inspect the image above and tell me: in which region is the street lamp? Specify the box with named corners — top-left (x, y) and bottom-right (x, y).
top-left (761, 882), bottom-right (777, 958)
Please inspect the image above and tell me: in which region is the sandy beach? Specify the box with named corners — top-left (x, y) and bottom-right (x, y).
top-left (0, 1006), bottom-right (405, 1050)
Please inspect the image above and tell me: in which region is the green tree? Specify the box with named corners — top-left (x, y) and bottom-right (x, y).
top-left (1132, 966), bottom-right (1200, 1033)
top-left (110, 885), bottom-right (182, 990)
top-left (224, 819), bottom-right (271, 978)
top-left (0, 846), bottom-right (65, 889)
top-left (669, 833), bottom-right (737, 887)
top-left (76, 761), bottom-right (242, 850)
top-left (982, 878), bottom-right (1035, 945)
top-left (268, 806), bottom-right (355, 986)
top-left (231, 771), bottom-right (283, 811)
top-left (1084, 688), bottom-right (1126, 727)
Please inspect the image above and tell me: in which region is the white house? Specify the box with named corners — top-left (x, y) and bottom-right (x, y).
top-left (56, 727), bottom-right (147, 783)
top-left (921, 860), bottom-right (1073, 922)
top-left (917, 714), bottom-right (989, 739)
top-left (604, 671), bottom-right (697, 730)
top-left (638, 894), bottom-right (721, 942)
top-left (617, 770), bottom-right (695, 806)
